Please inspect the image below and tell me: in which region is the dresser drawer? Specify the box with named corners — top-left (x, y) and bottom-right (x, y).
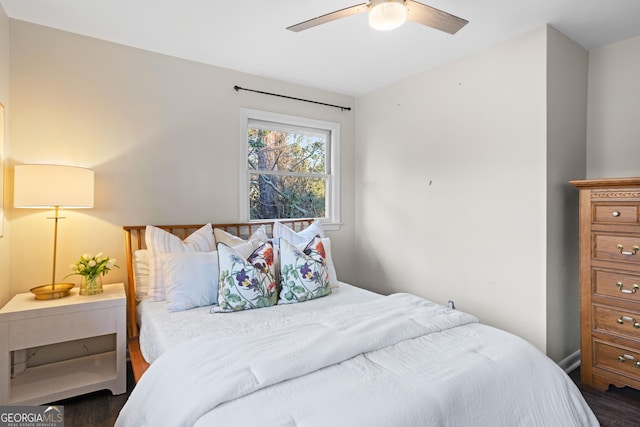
top-left (594, 341), bottom-right (640, 379)
top-left (593, 203), bottom-right (640, 225)
top-left (594, 234), bottom-right (640, 265)
top-left (594, 270), bottom-right (640, 300)
top-left (594, 305), bottom-right (640, 339)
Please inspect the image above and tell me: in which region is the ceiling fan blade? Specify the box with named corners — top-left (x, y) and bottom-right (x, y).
top-left (406, 0), bottom-right (468, 34)
top-left (287, 3), bottom-right (369, 32)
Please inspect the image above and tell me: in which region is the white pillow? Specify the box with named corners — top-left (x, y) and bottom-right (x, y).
top-left (317, 237), bottom-right (339, 288)
top-left (213, 225), bottom-right (268, 248)
top-left (146, 223), bottom-right (216, 302)
top-left (161, 251), bottom-right (219, 312)
top-left (273, 220), bottom-right (325, 244)
top-left (133, 249), bottom-right (150, 301)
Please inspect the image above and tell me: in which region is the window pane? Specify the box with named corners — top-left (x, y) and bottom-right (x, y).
top-left (249, 173), bottom-right (326, 220)
top-left (248, 127), bottom-right (327, 174)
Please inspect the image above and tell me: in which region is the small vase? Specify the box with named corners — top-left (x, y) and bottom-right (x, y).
top-left (80, 275), bottom-right (103, 295)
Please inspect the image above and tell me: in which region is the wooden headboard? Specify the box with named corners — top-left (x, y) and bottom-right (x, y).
top-left (122, 219), bottom-right (314, 340)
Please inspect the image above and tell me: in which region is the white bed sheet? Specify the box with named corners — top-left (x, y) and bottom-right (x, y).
top-left (137, 282), bottom-right (380, 364)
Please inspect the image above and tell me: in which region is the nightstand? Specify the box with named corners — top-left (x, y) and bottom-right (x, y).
top-left (0, 283), bottom-right (127, 405)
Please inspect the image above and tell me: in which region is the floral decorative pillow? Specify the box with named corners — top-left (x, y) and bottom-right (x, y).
top-left (273, 221), bottom-right (339, 287)
top-left (278, 235), bottom-right (331, 304)
top-left (213, 241), bottom-right (278, 312)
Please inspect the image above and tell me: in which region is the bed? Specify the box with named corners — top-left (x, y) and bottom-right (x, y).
top-left (116, 220), bottom-right (599, 426)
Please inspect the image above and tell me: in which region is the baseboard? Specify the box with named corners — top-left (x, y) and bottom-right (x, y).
top-left (558, 349), bottom-right (581, 373)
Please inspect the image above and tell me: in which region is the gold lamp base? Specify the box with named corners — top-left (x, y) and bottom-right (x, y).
top-left (30, 283), bottom-right (75, 300)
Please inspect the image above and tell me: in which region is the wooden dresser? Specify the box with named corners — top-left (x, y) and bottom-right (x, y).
top-left (571, 178), bottom-right (640, 391)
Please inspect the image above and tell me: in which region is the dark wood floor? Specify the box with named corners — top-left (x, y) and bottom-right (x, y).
top-left (51, 362), bottom-right (134, 427)
top-left (54, 363), bottom-right (640, 426)
top-left (569, 369), bottom-right (640, 427)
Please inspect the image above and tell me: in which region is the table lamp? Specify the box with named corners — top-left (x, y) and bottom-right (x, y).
top-left (14, 164), bottom-right (95, 299)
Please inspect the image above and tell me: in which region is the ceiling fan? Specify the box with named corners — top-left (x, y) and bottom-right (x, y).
top-left (287, 0), bottom-right (468, 34)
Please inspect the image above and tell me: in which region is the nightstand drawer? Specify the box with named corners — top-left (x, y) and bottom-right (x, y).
top-left (9, 307), bottom-right (117, 350)
top-left (593, 305), bottom-right (640, 339)
top-left (594, 341), bottom-right (640, 379)
top-left (594, 234), bottom-right (640, 265)
top-left (594, 269), bottom-right (640, 301)
top-left (593, 203), bottom-right (640, 225)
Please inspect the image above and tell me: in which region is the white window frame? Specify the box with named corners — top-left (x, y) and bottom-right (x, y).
top-left (240, 108), bottom-right (341, 230)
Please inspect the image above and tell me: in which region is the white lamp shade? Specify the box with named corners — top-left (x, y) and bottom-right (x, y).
top-left (369, 0), bottom-right (407, 31)
top-left (14, 164), bottom-right (94, 208)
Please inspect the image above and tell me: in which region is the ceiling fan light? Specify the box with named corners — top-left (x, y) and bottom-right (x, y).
top-left (369, 0), bottom-right (407, 31)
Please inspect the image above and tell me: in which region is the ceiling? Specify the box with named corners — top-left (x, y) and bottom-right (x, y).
top-left (2, 0), bottom-right (640, 96)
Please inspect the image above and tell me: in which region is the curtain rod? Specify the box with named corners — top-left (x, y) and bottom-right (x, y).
top-left (234, 85), bottom-right (351, 112)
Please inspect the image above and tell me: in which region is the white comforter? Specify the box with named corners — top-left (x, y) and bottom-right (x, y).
top-left (117, 293), bottom-right (598, 427)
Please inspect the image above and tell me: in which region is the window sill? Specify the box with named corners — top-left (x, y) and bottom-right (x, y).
top-left (319, 221), bottom-right (342, 232)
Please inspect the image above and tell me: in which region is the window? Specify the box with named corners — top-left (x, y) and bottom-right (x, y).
top-left (240, 109), bottom-right (340, 227)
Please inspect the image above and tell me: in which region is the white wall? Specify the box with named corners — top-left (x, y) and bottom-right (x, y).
top-left (354, 25), bottom-right (592, 362)
top-left (6, 20), bottom-right (357, 299)
top-left (355, 27), bottom-right (549, 352)
top-left (587, 35), bottom-right (640, 178)
top-left (545, 27), bottom-right (588, 362)
top-left (0, 5), bottom-right (10, 306)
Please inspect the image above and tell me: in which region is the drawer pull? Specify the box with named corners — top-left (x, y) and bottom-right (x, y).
top-left (616, 282), bottom-right (639, 294)
top-left (617, 315), bottom-right (640, 328)
top-left (612, 211), bottom-right (621, 217)
top-left (618, 354), bottom-right (640, 368)
top-left (617, 244), bottom-right (640, 256)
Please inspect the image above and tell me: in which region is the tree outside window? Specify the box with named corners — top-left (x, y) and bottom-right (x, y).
top-left (241, 109), bottom-right (340, 225)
